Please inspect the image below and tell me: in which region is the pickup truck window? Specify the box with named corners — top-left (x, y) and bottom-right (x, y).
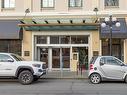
top-left (0, 54), bottom-right (13, 62)
top-left (11, 54), bottom-right (25, 61)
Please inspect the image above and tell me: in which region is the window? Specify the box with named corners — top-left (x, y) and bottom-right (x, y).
top-left (2, 0), bottom-right (15, 8)
top-left (71, 36), bottom-right (88, 44)
top-left (50, 36), bottom-right (59, 44)
top-left (69, 0), bottom-right (82, 7)
top-left (60, 36), bottom-right (70, 44)
top-left (11, 54), bottom-right (25, 61)
top-left (41, 0), bottom-right (54, 8)
top-left (101, 57), bottom-right (122, 66)
top-left (0, 40), bottom-right (22, 55)
top-left (105, 0), bottom-right (119, 7)
top-left (0, 54), bottom-right (13, 62)
top-left (36, 36), bottom-right (47, 44)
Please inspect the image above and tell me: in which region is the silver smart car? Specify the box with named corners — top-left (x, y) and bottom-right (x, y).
top-left (88, 56), bottom-right (127, 84)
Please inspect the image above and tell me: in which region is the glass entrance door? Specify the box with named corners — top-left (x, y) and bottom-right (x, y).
top-left (40, 48), bottom-right (48, 68)
top-left (52, 48), bottom-right (60, 68)
top-left (52, 48), bottom-right (70, 69)
top-left (62, 48), bottom-right (70, 68)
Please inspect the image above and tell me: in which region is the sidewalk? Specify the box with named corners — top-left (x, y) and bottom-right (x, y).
top-left (41, 70), bottom-right (88, 79)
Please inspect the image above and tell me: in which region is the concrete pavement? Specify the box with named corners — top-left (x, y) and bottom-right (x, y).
top-left (0, 79), bottom-right (126, 95)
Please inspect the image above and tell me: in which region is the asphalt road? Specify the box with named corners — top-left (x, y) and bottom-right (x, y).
top-left (0, 79), bottom-right (127, 95)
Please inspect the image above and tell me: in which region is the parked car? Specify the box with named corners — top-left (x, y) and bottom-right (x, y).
top-left (88, 56), bottom-right (127, 84)
top-left (0, 53), bottom-right (46, 85)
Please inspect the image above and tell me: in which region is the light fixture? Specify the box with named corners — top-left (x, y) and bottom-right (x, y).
top-left (101, 14), bottom-right (121, 56)
top-left (93, 7), bottom-right (99, 20)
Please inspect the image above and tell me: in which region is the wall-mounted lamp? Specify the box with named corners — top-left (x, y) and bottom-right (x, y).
top-left (93, 7), bottom-right (99, 21)
top-left (23, 8), bottom-right (30, 20)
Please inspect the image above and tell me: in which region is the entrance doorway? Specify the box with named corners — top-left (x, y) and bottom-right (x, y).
top-left (71, 47), bottom-right (88, 70)
top-left (40, 48), bottom-right (48, 68)
top-left (52, 48), bottom-right (70, 70)
top-left (102, 38), bottom-right (124, 61)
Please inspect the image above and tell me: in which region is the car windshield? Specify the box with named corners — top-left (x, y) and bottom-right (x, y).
top-left (11, 54), bottom-right (25, 61)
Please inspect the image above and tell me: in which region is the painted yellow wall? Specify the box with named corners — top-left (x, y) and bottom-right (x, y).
top-left (22, 30), bottom-right (32, 61)
top-left (91, 31), bottom-right (100, 56)
top-left (124, 39), bottom-right (127, 63)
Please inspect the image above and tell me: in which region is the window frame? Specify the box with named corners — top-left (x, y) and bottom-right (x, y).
top-left (105, 0), bottom-right (119, 8)
top-left (41, 0), bottom-right (55, 8)
top-left (68, 0), bottom-right (83, 8)
top-left (2, 0), bottom-right (15, 9)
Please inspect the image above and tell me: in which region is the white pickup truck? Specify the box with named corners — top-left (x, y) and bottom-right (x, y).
top-left (0, 53), bottom-right (46, 85)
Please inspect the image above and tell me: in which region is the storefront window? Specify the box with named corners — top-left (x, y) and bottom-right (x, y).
top-left (36, 35), bottom-right (88, 44)
top-left (52, 48), bottom-right (60, 68)
top-left (0, 40), bottom-right (21, 55)
top-left (71, 36), bottom-right (88, 44)
top-left (102, 38), bottom-right (124, 61)
top-left (60, 36), bottom-right (70, 44)
top-left (50, 36), bottom-right (59, 44)
top-left (36, 36), bottom-right (47, 44)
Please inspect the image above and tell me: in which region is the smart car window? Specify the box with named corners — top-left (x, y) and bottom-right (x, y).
top-left (0, 54), bottom-right (13, 62)
top-left (105, 57), bottom-right (121, 66)
top-left (90, 56), bottom-right (98, 64)
top-left (100, 57), bottom-right (105, 64)
top-left (114, 58), bottom-right (123, 66)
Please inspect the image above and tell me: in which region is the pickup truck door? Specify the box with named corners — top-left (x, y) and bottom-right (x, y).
top-left (0, 54), bottom-right (16, 76)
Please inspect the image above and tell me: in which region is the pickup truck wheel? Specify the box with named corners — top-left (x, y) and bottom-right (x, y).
top-left (18, 70), bottom-right (33, 85)
top-left (124, 75), bottom-right (127, 83)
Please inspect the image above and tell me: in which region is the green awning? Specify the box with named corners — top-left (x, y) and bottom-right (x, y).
top-left (24, 25), bottom-right (98, 31)
top-left (19, 18), bottom-right (99, 31)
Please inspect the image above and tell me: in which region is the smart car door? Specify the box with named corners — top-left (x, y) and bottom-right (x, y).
top-left (100, 57), bottom-right (124, 79)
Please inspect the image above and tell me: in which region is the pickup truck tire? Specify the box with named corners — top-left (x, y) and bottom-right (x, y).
top-left (18, 70), bottom-right (33, 85)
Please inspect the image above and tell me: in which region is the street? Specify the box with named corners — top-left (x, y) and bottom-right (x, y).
top-left (0, 79), bottom-right (127, 95)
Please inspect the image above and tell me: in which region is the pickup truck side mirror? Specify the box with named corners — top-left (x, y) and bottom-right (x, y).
top-left (7, 59), bottom-right (14, 62)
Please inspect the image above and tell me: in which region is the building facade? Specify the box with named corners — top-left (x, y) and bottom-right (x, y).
top-left (0, 0), bottom-right (127, 71)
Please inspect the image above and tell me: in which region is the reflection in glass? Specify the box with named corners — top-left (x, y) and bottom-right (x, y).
top-left (36, 36), bottom-right (47, 44)
top-left (71, 36), bottom-right (88, 44)
top-left (41, 0), bottom-right (54, 8)
top-left (52, 48), bottom-right (60, 68)
top-left (3, 0), bottom-right (15, 8)
top-left (105, 0), bottom-right (119, 6)
top-left (69, 0), bottom-right (82, 7)
top-left (60, 36), bottom-right (70, 44)
top-left (62, 48), bottom-right (70, 68)
top-left (40, 48), bottom-right (48, 68)
top-left (50, 36), bottom-right (59, 44)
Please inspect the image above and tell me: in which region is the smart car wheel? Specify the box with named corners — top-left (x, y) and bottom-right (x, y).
top-left (90, 73), bottom-right (101, 84)
top-left (18, 70), bottom-right (33, 85)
